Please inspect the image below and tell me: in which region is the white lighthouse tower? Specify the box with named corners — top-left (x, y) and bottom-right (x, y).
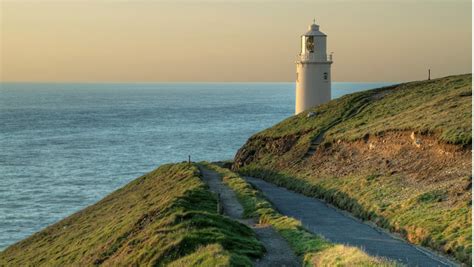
top-left (295, 20), bottom-right (333, 114)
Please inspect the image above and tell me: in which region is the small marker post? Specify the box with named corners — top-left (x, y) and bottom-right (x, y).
top-left (428, 69), bottom-right (431, 80)
top-left (188, 155), bottom-right (191, 164)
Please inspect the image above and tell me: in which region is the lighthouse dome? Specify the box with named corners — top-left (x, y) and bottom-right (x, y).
top-left (304, 22), bottom-right (326, 36)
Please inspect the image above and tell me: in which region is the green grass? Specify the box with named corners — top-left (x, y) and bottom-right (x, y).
top-left (258, 74), bottom-right (471, 145)
top-left (199, 162), bottom-right (398, 267)
top-left (234, 74), bottom-right (472, 265)
top-left (0, 163), bottom-right (264, 266)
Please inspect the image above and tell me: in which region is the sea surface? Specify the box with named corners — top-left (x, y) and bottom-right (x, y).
top-left (0, 82), bottom-right (394, 250)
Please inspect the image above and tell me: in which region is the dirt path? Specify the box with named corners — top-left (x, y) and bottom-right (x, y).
top-left (199, 167), bottom-right (300, 267)
top-left (244, 176), bottom-right (457, 267)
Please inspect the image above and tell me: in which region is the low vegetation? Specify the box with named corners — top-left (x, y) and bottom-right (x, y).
top-left (0, 163), bottom-right (264, 266)
top-left (312, 245), bottom-right (394, 267)
top-left (200, 162), bottom-right (397, 266)
top-left (234, 74), bottom-right (472, 265)
top-left (257, 74), bottom-right (471, 145)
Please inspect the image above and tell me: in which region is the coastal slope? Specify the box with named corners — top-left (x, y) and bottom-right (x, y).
top-left (0, 163), bottom-right (264, 266)
top-left (1, 161), bottom-right (395, 267)
top-left (234, 74), bottom-right (472, 264)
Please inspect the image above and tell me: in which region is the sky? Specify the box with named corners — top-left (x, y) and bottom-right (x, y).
top-left (0, 0), bottom-right (471, 82)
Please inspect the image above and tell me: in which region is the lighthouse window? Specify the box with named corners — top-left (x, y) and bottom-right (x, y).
top-left (323, 72), bottom-right (328, 80)
top-left (305, 36), bottom-right (314, 53)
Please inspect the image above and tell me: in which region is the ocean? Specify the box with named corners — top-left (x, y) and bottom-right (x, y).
top-left (0, 82), bottom-right (394, 250)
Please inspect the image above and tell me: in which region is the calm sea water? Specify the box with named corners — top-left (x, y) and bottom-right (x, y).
top-left (0, 82), bottom-right (394, 250)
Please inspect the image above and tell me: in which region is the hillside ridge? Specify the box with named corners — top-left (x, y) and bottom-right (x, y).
top-left (234, 74), bottom-right (472, 265)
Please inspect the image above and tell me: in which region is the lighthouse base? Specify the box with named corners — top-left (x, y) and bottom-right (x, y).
top-left (295, 62), bottom-right (331, 114)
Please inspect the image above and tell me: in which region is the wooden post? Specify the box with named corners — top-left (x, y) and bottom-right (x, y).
top-left (428, 69), bottom-right (431, 80)
top-left (188, 155), bottom-right (191, 164)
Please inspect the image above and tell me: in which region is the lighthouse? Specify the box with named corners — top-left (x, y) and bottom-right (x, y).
top-left (295, 21), bottom-right (333, 114)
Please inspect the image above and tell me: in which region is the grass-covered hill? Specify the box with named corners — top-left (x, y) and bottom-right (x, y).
top-left (234, 74), bottom-right (472, 265)
top-left (0, 163), bottom-right (264, 266)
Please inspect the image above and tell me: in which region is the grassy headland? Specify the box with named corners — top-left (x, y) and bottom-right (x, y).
top-left (199, 162), bottom-right (398, 266)
top-left (233, 74), bottom-right (472, 264)
top-left (0, 163), bottom-right (264, 266)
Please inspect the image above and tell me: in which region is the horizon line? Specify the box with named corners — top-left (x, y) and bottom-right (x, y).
top-left (0, 80), bottom-right (403, 84)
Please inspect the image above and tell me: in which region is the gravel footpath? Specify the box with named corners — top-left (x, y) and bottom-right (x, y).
top-left (199, 167), bottom-right (300, 267)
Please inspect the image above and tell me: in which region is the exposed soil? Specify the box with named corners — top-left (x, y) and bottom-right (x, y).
top-left (304, 131), bottom-right (471, 204)
top-left (199, 167), bottom-right (300, 267)
top-left (235, 131), bottom-right (471, 205)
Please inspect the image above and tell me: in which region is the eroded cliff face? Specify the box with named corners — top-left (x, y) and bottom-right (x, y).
top-left (235, 130), bottom-right (471, 201)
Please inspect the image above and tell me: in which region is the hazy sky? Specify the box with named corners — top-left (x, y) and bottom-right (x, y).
top-left (1, 0), bottom-right (471, 82)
